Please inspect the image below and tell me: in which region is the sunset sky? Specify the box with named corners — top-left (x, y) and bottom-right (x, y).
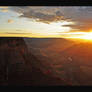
top-left (0, 6), bottom-right (92, 39)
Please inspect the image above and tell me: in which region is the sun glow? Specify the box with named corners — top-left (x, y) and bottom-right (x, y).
top-left (64, 32), bottom-right (92, 40)
top-left (81, 32), bottom-right (92, 40)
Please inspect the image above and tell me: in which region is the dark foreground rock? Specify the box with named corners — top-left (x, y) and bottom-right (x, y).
top-left (0, 37), bottom-right (67, 86)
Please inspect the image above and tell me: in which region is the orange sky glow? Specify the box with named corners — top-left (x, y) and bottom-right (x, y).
top-left (0, 6), bottom-right (92, 41)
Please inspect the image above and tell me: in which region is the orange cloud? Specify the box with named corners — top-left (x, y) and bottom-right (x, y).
top-left (0, 6), bottom-right (8, 9)
top-left (8, 19), bottom-right (14, 23)
top-left (1, 9), bottom-right (8, 12)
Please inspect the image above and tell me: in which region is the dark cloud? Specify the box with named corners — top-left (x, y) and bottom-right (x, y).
top-left (10, 6), bottom-right (92, 32)
top-left (19, 10), bottom-right (64, 24)
top-left (60, 7), bottom-right (92, 31)
top-left (63, 24), bottom-right (92, 31)
top-left (10, 7), bottom-right (65, 24)
top-left (63, 19), bottom-right (92, 31)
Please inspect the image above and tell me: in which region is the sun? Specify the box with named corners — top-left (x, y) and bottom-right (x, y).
top-left (63, 32), bottom-right (92, 41)
top-left (81, 32), bottom-right (92, 40)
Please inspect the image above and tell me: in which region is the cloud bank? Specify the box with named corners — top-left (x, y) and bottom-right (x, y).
top-left (10, 6), bottom-right (92, 32)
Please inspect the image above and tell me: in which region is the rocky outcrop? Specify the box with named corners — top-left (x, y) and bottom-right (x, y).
top-left (0, 37), bottom-right (67, 86)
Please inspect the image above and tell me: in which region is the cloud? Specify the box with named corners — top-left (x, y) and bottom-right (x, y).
top-left (4, 32), bottom-right (32, 35)
top-left (15, 30), bottom-right (22, 32)
top-left (0, 9), bottom-right (8, 12)
top-left (60, 7), bottom-right (92, 32)
top-left (0, 6), bottom-right (8, 9)
top-left (0, 6), bottom-right (9, 12)
top-left (20, 11), bottom-right (64, 24)
top-left (10, 6), bottom-right (92, 32)
top-left (63, 22), bottom-right (92, 32)
top-left (11, 6), bottom-right (66, 24)
top-left (8, 19), bottom-right (14, 23)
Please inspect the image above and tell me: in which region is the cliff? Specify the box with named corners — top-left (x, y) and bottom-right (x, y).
top-left (0, 37), bottom-right (67, 86)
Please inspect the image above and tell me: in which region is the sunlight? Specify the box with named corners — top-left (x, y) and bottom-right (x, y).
top-left (62, 32), bottom-right (92, 41)
top-left (81, 32), bottom-right (92, 40)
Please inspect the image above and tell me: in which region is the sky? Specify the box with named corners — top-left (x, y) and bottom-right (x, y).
top-left (0, 6), bottom-right (92, 38)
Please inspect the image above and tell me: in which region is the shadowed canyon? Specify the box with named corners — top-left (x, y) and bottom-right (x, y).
top-left (0, 37), bottom-right (92, 85)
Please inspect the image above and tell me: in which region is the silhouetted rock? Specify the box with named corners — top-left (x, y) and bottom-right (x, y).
top-left (0, 37), bottom-right (67, 86)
